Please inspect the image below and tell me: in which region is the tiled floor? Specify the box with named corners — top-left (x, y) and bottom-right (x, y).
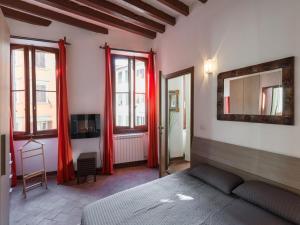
top-left (10, 166), bottom-right (159, 225)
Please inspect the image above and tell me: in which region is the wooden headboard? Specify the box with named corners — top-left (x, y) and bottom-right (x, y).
top-left (192, 137), bottom-right (300, 194)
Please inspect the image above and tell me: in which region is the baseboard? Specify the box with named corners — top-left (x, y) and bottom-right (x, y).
top-left (114, 160), bottom-right (147, 168)
top-left (17, 160), bottom-right (148, 180)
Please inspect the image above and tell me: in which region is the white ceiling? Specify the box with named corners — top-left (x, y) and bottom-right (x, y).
top-left (18, 0), bottom-right (202, 37)
top-left (107, 0), bottom-right (200, 25)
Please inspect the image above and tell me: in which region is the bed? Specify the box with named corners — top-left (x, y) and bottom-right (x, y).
top-left (82, 137), bottom-right (300, 225)
top-left (81, 170), bottom-right (295, 225)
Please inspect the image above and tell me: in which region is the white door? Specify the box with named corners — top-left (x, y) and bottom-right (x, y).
top-left (158, 71), bottom-right (167, 177)
top-left (0, 9), bottom-right (11, 225)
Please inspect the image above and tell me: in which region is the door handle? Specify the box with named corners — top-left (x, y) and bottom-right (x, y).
top-left (158, 126), bottom-right (164, 135)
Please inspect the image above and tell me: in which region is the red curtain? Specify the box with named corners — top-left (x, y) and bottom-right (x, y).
top-left (10, 100), bottom-right (17, 187)
top-left (57, 40), bottom-right (75, 184)
top-left (147, 51), bottom-right (158, 168)
top-left (225, 97), bottom-right (230, 114)
top-left (102, 45), bottom-right (114, 175)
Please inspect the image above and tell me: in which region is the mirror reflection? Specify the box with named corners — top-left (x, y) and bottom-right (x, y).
top-left (224, 69), bottom-right (283, 116)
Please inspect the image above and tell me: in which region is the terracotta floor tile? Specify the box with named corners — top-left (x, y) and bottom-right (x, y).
top-left (10, 165), bottom-right (158, 225)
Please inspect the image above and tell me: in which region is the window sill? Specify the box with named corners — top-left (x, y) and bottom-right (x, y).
top-left (114, 132), bottom-right (148, 137)
top-left (113, 132), bottom-right (148, 140)
top-left (13, 133), bottom-right (58, 141)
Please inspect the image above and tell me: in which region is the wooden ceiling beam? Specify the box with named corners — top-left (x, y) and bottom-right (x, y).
top-left (0, 0), bottom-right (108, 34)
top-left (1, 6), bottom-right (52, 26)
top-left (123, 0), bottom-right (176, 26)
top-left (75, 0), bottom-right (165, 33)
top-left (39, 0), bottom-right (156, 39)
top-left (157, 0), bottom-right (189, 16)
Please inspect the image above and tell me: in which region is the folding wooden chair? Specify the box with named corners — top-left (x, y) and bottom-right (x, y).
top-left (19, 138), bottom-right (47, 198)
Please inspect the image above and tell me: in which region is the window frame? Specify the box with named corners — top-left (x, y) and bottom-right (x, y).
top-left (11, 44), bottom-right (59, 140)
top-left (111, 54), bottom-right (148, 134)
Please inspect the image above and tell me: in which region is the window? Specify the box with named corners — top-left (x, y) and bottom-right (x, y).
top-left (37, 120), bottom-right (53, 131)
top-left (36, 51), bottom-right (46, 68)
top-left (112, 55), bottom-right (147, 133)
top-left (261, 85), bottom-right (283, 116)
top-left (118, 71), bottom-right (123, 83)
top-left (36, 84), bottom-right (47, 103)
top-left (11, 45), bottom-right (58, 139)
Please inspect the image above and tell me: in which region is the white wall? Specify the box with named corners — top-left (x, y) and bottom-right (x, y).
top-left (7, 19), bottom-right (153, 175)
top-left (154, 0), bottom-right (300, 158)
top-left (13, 139), bottom-right (58, 175)
top-left (0, 9), bottom-right (10, 225)
top-left (9, 0), bottom-right (300, 176)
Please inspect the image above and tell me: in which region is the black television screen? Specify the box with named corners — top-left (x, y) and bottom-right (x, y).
top-left (71, 114), bottom-right (100, 139)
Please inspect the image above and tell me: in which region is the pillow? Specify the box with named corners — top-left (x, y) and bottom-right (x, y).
top-left (233, 181), bottom-right (300, 225)
top-left (188, 163), bottom-right (243, 194)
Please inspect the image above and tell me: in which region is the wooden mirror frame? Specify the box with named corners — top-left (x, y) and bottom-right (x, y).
top-left (217, 57), bottom-right (294, 125)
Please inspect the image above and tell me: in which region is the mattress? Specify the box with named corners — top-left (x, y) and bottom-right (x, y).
top-left (81, 172), bottom-right (293, 225)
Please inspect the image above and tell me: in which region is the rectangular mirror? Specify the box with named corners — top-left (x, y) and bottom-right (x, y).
top-left (217, 57), bottom-right (294, 125)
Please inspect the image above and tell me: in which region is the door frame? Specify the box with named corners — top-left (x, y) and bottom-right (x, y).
top-left (162, 67), bottom-right (194, 172)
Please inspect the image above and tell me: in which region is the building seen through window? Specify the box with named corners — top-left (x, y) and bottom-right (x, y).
top-left (11, 45), bottom-right (58, 138)
top-left (113, 55), bottom-right (147, 133)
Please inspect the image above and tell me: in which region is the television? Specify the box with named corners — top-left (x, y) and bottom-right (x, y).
top-left (71, 114), bottom-right (100, 139)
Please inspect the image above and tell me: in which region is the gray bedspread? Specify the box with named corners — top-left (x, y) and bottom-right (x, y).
top-left (81, 172), bottom-right (293, 225)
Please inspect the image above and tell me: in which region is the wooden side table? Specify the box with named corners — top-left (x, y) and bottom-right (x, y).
top-left (77, 152), bottom-right (97, 184)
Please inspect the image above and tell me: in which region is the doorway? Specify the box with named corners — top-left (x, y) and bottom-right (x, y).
top-left (159, 67), bottom-right (194, 176)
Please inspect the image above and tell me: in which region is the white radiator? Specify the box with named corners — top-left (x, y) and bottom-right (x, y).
top-left (113, 133), bottom-right (148, 164)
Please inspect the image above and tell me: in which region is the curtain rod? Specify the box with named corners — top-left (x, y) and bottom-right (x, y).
top-left (99, 45), bottom-right (156, 55)
top-left (10, 35), bottom-right (71, 45)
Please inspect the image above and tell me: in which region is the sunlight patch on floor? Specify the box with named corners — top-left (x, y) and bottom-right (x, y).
top-left (176, 193), bottom-right (194, 201)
